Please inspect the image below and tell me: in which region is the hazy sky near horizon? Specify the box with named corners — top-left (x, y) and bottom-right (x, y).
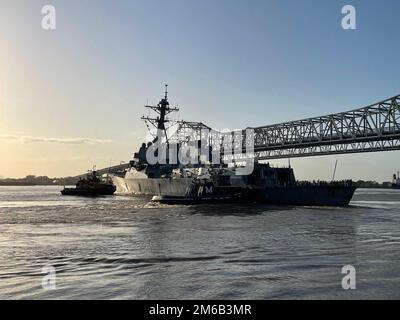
top-left (0, 0), bottom-right (400, 181)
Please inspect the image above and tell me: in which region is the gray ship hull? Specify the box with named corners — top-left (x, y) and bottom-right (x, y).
top-left (258, 185), bottom-right (356, 206)
top-left (112, 176), bottom-right (193, 196)
top-left (112, 176), bottom-right (356, 206)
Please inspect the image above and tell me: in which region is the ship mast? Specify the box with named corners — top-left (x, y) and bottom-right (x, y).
top-left (141, 84), bottom-right (179, 143)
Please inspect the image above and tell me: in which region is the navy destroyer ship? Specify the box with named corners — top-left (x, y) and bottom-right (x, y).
top-left (111, 86), bottom-right (356, 206)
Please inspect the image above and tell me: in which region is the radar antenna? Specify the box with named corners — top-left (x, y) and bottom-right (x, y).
top-left (141, 84), bottom-right (179, 143)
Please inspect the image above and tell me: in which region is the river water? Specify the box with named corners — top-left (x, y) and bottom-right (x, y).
top-left (0, 186), bottom-right (399, 299)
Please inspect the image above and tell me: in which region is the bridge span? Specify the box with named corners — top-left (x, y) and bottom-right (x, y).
top-left (84, 94), bottom-right (400, 176)
top-left (223, 94), bottom-right (400, 160)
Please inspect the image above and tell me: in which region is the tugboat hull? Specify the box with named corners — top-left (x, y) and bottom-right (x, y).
top-left (61, 169), bottom-right (116, 197)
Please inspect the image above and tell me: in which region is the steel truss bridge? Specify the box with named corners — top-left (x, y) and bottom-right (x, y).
top-left (91, 94), bottom-right (400, 176)
top-left (188, 94), bottom-right (400, 161)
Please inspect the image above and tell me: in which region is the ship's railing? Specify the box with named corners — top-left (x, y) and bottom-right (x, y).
top-left (295, 180), bottom-right (353, 187)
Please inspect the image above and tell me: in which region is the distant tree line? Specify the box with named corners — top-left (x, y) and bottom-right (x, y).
top-left (0, 175), bottom-right (78, 186)
top-left (0, 176), bottom-right (392, 188)
top-left (353, 180), bottom-right (391, 188)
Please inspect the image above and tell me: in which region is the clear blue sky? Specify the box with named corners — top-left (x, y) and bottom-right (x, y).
top-left (1, 0), bottom-right (399, 180)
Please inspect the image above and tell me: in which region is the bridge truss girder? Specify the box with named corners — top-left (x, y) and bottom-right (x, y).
top-left (224, 95), bottom-right (400, 159)
top-left (254, 138), bottom-right (400, 160)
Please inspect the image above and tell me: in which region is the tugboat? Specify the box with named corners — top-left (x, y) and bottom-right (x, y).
top-left (61, 169), bottom-right (116, 196)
